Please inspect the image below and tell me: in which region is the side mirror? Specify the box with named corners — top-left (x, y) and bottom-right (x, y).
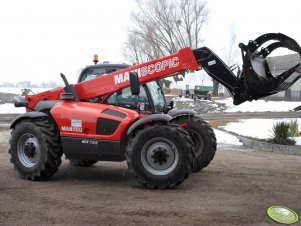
top-left (129, 72), bottom-right (140, 96)
top-left (169, 100), bottom-right (174, 110)
top-left (138, 102), bottom-right (145, 111)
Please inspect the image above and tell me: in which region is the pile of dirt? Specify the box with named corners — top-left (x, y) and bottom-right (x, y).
top-left (0, 93), bottom-right (14, 104)
top-left (172, 97), bottom-right (226, 113)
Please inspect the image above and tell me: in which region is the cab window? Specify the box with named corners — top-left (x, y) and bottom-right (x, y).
top-left (107, 86), bottom-right (150, 109)
top-left (80, 67), bottom-right (124, 82)
top-left (147, 81), bottom-right (165, 112)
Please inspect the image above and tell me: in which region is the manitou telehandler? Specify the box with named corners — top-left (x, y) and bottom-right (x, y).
top-left (10, 33), bottom-right (301, 189)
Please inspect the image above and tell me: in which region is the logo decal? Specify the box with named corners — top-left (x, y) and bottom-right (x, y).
top-left (208, 60), bottom-right (216, 66)
top-left (61, 119), bottom-right (83, 133)
top-left (82, 140), bottom-right (98, 145)
top-left (267, 206), bottom-right (298, 224)
top-left (114, 57), bottom-right (179, 85)
top-left (71, 119), bottom-right (82, 127)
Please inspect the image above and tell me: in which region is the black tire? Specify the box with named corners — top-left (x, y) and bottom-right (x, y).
top-left (9, 117), bottom-right (62, 180)
top-left (126, 123), bottom-right (194, 189)
top-left (171, 116), bottom-right (216, 172)
top-left (69, 160), bottom-right (98, 167)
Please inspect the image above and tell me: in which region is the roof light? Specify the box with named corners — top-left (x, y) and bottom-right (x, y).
top-left (93, 54), bottom-right (99, 64)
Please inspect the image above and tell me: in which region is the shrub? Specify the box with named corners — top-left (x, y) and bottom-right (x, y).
top-left (288, 119), bottom-right (300, 137)
top-left (267, 121), bottom-right (296, 145)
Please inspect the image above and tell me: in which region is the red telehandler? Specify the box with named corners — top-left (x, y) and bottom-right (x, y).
top-left (10, 33), bottom-right (301, 188)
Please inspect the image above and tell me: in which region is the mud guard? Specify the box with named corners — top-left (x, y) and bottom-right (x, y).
top-left (127, 114), bottom-right (172, 135)
top-left (168, 110), bottom-right (197, 118)
top-left (10, 112), bottom-right (48, 129)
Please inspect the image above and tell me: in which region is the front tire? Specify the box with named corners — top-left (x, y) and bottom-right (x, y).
top-left (126, 123), bottom-right (194, 189)
top-left (9, 118), bottom-right (62, 180)
top-left (171, 116), bottom-right (217, 172)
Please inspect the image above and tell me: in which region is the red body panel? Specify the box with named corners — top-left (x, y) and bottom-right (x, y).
top-left (50, 102), bottom-right (139, 141)
top-left (25, 47), bottom-right (199, 111)
top-left (25, 87), bottom-right (62, 111)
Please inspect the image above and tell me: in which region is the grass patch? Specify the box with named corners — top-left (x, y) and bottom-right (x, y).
top-left (266, 121), bottom-right (296, 145)
top-left (288, 119), bottom-right (301, 136)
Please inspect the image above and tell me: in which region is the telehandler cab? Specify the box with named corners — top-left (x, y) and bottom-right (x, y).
top-left (10, 33), bottom-right (301, 188)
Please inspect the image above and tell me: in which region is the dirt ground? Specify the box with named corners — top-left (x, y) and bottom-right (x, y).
top-left (0, 128), bottom-right (300, 226)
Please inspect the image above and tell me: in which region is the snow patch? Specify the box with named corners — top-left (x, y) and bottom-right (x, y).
top-left (0, 103), bottom-right (25, 114)
top-left (172, 97), bottom-right (194, 102)
top-left (214, 129), bottom-right (243, 147)
top-left (215, 98), bottom-right (301, 112)
top-left (221, 118), bottom-right (301, 145)
top-left (294, 137), bottom-right (301, 145)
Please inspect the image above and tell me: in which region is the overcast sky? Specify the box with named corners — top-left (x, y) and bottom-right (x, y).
top-left (0, 0), bottom-right (300, 84)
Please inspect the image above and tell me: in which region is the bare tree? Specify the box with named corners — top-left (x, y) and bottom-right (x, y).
top-left (123, 0), bottom-right (208, 84)
top-left (213, 25), bottom-right (240, 96)
top-left (224, 25), bottom-right (240, 67)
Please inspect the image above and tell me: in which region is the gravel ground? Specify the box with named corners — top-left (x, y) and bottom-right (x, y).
top-left (0, 128), bottom-right (300, 226)
top-left (0, 94), bottom-right (300, 225)
top-left (172, 97), bottom-right (226, 113)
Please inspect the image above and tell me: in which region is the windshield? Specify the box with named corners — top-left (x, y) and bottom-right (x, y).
top-left (79, 65), bottom-right (128, 82)
top-left (147, 81), bottom-right (166, 112)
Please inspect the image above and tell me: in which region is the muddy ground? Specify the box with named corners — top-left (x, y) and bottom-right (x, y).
top-left (0, 127), bottom-right (300, 226)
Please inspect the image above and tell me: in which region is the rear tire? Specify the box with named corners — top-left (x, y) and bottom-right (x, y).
top-left (9, 117), bottom-right (62, 180)
top-left (171, 116), bottom-right (216, 172)
top-left (126, 123), bottom-right (194, 189)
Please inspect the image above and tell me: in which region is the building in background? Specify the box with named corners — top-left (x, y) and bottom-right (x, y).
top-left (168, 71), bottom-right (213, 98)
top-left (185, 83), bottom-right (213, 99)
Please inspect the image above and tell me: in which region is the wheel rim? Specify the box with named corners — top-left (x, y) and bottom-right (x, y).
top-left (189, 129), bottom-right (204, 158)
top-left (141, 137), bottom-right (179, 176)
top-left (17, 133), bottom-right (41, 168)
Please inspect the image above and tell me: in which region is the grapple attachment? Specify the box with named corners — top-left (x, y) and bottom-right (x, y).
top-left (239, 33), bottom-right (301, 104)
top-left (194, 33), bottom-right (301, 105)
